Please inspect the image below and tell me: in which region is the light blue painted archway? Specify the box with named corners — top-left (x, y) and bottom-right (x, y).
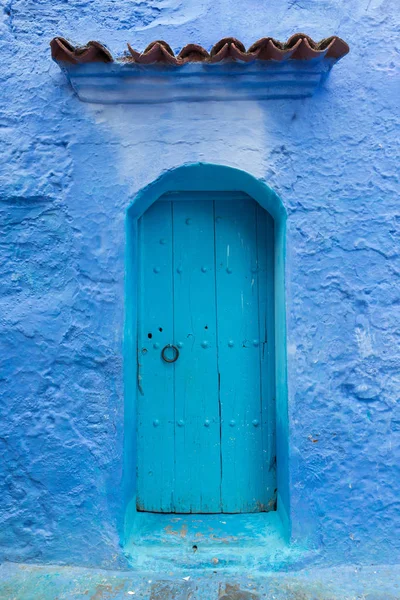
top-left (124, 163), bottom-right (290, 542)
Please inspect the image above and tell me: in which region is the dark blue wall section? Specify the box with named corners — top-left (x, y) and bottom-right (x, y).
top-left (0, 0), bottom-right (399, 570)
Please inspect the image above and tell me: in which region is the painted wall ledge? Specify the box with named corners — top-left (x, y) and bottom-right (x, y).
top-left (51, 35), bottom-right (349, 104)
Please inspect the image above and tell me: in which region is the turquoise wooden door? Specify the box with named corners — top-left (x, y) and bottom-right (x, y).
top-left (137, 193), bottom-right (276, 513)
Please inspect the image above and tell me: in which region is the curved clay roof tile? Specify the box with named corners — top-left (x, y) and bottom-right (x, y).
top-left (320, 36), bottom-right (350, 59)
top-left (50, 34), bottom-right (349, 65)
top-left (209, 37), bottom-right (248, 62)
top-left (50, 37), bottom-right (113, 64)
top-left (178, 44), bottom-right (210, 63)
top-left (290, 37), bottom-right (326, 60)
top-left (283, 33), bottom-right (350, 60)
top-left (137, 40), bottom-right (178, 64)
top-left (248, 37), bottom-right (301, 61)
top-left (126, 44), bottom-right (141, 62)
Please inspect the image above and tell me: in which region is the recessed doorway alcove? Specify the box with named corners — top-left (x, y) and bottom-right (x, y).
top-left (124, 163), bottom-right (290, 569)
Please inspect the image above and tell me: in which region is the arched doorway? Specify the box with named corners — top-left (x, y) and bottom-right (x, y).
top-left (124, 165), bottom-right (289, 531)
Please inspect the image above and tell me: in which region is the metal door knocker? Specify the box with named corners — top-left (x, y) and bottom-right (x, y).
top-left (161, 344), bottom-right (179, 363)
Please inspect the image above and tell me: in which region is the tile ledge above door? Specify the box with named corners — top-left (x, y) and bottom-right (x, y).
top-left (50, 34), bottom-right (349, 104)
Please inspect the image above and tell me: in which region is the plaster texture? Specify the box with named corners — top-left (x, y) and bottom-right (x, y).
top-left (1, 562), bottom-right (400, 600)
top-left (0, 0), bottom-right (399, 576)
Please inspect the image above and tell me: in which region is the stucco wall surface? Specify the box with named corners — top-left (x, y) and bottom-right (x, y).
top-left (0, 0), bottom-right (399, 570)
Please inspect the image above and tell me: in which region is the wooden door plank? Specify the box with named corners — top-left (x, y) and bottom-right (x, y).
top-left (172, 200), bottom-right (221, 513)
top-left (256, 204), bottom-right (277, 511)
top-left (215, 198), bottom-right (266, 512)
top-left (137, 201), bottom-right (175, 512)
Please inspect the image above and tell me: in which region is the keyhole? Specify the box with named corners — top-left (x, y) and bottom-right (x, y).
top-left (148, 333), bottom-right (152, 339)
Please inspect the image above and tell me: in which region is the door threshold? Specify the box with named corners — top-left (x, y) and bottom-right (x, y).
top-left (124, 511), bottom-right (310, 572)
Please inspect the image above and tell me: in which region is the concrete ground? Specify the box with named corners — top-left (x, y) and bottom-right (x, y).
top-left (0, 562), bottom-right (399, 600)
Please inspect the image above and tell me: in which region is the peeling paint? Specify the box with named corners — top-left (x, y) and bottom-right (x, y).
top-left (165, 524), bottom-right (188, 538)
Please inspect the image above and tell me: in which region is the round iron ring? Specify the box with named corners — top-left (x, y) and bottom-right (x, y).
top-left (161, 344), bottom-right (180, 363)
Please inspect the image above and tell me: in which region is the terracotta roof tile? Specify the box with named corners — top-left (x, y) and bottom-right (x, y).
top-left (50, 34), bottom-right (349, 66)
top-left (50, 37), bottom-right (113, 64)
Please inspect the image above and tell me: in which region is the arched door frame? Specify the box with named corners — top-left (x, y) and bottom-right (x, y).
top-left (124, 163), bottom-right (290, 542)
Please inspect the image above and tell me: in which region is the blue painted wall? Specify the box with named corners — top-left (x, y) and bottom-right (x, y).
top-left (0, 0), bottom-right (399, 570)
